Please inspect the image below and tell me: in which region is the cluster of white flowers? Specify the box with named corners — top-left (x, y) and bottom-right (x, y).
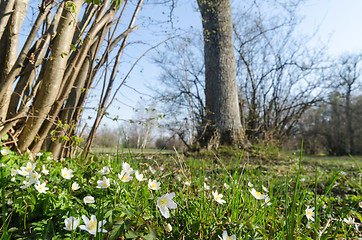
top-left (13, 162), bottom-right (49, 193)
top-left (64, 215), bottom-right (107, 235)
top-left (61, 161), bottom-right (177, 234)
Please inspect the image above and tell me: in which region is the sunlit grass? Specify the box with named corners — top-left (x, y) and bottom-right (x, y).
top-left (0, 146), bottom-right (361, 239)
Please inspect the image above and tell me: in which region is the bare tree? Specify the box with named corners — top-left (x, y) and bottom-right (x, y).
top-left (336, 54), bottom-right (362, 154)
top-left (233, 0), bottom-right (326, 145)
top-left (152, 36), bottom-right (205, 149)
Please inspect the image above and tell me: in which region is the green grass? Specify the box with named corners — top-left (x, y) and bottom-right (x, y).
top-left (0, 146), bottom-right (362, 239)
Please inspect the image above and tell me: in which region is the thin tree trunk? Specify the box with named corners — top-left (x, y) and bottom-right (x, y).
top-left (0, 0), bottom-right (28, 121)
top-left (346, 87), bottom-right (354, 154)
top-left (0, 0), bottom-right (15, 41)
top-left (84, 0), bottom-right (143, 156)
top-left (31, 3), bottom-right (119, 155)
top-left (17, 0), bottom-right (83, 153)
top-left (0, 2), bottom-right (51, 101)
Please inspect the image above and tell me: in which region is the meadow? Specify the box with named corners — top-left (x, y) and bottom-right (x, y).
top-left (0, 146), bottom-right (361, 239)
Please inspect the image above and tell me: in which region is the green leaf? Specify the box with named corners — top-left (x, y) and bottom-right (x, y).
top-left (109, 220), bottom-right (125, 240)
top-left (1, 133), bottom-right (9, 141)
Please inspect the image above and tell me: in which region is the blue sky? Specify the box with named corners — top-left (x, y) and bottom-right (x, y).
top-left (99, 0), bottom-right (362, 129)
top-left (298, 0), bottom-right (362, 56)
top-left (20, 1), bottom-right (362, 129)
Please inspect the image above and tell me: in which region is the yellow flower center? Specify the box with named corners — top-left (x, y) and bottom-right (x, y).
top-left (67, 223), bottom-right (72, 229)
top-left (151, 183), bottom-right (157, 188)
top-left (307, 210), bottom-right (313, 217)
top-left (216, 195), bottom-right (222, 200)
top-left (122, 175), bottom-right (128, 181)
top-left (89, 220), bottom-right (97, 230)
top-left (26, 166), bottom-right (32, 171)
top-left (160, 198), bottom-right (166, 205)
top-left (256, 192), bottom-right (261, 197)
top-left (102, 182), bottom-right (108, 187)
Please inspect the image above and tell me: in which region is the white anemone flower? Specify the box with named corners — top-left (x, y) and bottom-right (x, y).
top-left (29, 171), bottom-right (41, 184)
top-left (122, 162), bottom-right (135, 175)
top-left (223, 183), bottom-right (230, 189)
top-left (212, 190), bottom-right (226, 205)
top-left (72, 182), bottom-right (80, 191)
top-left (148, 179), bottom-right (161, 190)
top-left (343, 216), bottom-right (355, 225)
top-left (305, 206), bottom-right (315, 221)
top-left (359, 202), bottom-right (362, 208)
top-left (83, 196), bottom-right (95, 204)
top-left (264, 196), bottom-right (272, 206)
top-left (343, 217), bottom-right (360, 231)
top-left (97, 176), bottom-right (110, 188)
top-left (262, 185), bottom-right (269, 192)
top-left (218, 230), bottom-right (236, 240)
top-left (135, 171), bottom-right (147, 181)
top-left (1, 148), bottom-right (9, 156)
top-left (79, 215), bottom-right (107, 235)
top-left (203, 183), bottom-right (210, 190)
top-left (0, 163), bottom-right (5, 167)
top-left (100, 166), bottom-right (111, 175)
top-left (17, 169), bottom-right (30, 177)
top-left (149, 166), bottom-right (156, 174)
top-left (10, 168), bottom-right (17, 176)
top-left (249, 188), bottom-right (268, 200)
top-left (64, 217), bottom-right (79, 231)
top-left (183, 181), bottom-right (191, 186)
top-left (61, 167), bottom-right (74, 180)
top-left (20, 162), bottom-right (36, 174)
top-left (248, 182), bottom-right (253, 187)
top-left (35, 152), bottom-right (43, 157)
top-left (41, 165), bottom-right (49, 175)
top-left (20, 180), bottom-right (31, 189)
top-left (157, 192), bottom-right (177, 218)
top-left (34, 182), bottom-right (49, 193)
top-left (47, 156), bottom-right (53, 161)
top-left (118, 171), bottom-right (133, 182)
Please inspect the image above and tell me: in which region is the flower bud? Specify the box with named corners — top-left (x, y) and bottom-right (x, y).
top-left (165, 223), bottom-right (172, 232)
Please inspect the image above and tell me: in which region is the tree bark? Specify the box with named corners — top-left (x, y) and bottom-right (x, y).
top-left (0, 0), bottom-right (15, 41)
top-left (197, 0), bottom-right (246, 148)
top-left (0, 0), bottom-right (28, 122)
top-left (17, 0), bottom-right (83, 153)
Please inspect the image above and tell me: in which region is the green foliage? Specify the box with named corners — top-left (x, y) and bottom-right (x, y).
top-left (0, 147), bottom-right (361, 239)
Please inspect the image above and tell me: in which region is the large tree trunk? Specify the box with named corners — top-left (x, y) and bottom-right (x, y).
top-left (197, 0), bottom-right (246, 148)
